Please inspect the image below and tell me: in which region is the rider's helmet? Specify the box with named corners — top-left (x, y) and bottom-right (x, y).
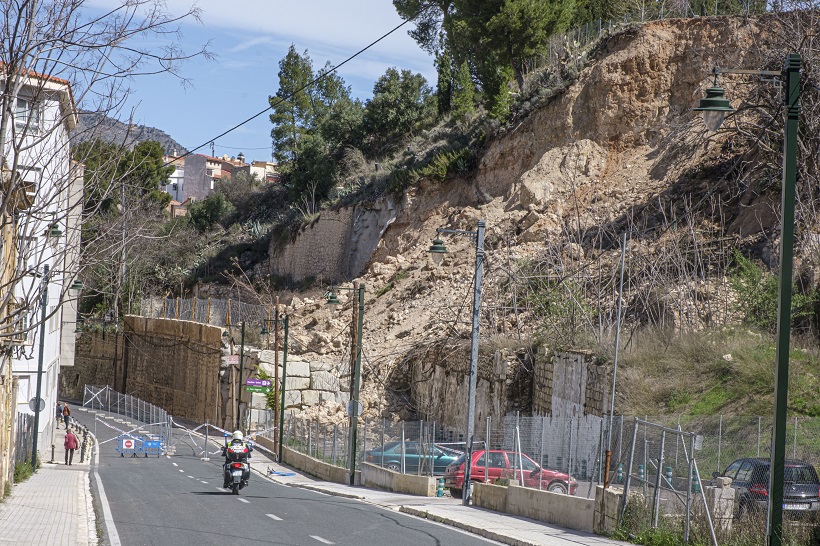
top-left (232, 430), bottom-right (243, 441)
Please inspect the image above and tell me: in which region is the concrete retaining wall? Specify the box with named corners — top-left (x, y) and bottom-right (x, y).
top-left (473, 482), bottom-right (508, 512)
top-left (361, 463), bottom-right (436, 496)
top-left (280, 445), bottom-right (356, 485)
top-left (593, 486), bottom-right (623, 535)
top-left (472, 483), bottom-right (595, 533)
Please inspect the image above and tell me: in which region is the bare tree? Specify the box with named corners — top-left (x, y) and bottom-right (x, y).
top-left (0, 0), bottom-right (208, 350)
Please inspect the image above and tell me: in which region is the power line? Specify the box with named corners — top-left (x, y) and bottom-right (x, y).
top-left (172, 18), bottom-right (412, 165)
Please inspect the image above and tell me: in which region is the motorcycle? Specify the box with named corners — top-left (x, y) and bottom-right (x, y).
top-left (222, 437), bottom-right (252, 495)
top-left (224, 460), bottom-right (250, 495)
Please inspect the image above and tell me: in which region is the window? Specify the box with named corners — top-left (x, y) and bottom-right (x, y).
top-left (722, 460), bottom-right (743, 479)
top-left (206, 169), bottom-right (214, 176)
top-left (488, 452), bottom-right (508, 468)
top-left (734, 461), bottom-right (753, 483)
top-left (517, 455), bottom-right (538, 472)
top-left (14, 98), bottom-right (40, 132)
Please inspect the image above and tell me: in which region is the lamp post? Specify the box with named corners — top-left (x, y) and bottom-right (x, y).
top-left (326, 283), bottom-right (365, 486)
top-left (236, 320), bottom-right (246, 431)
top-left (261, 306), bottom-right (285, 453)
top-left (428, 219), bottom-right (485, 505)
top-left (30, 264), bottom-right (50, 470)
top-left (695, 53), bottom-right (801, 546)
top-left (278, 314), bottom-right (289, 463)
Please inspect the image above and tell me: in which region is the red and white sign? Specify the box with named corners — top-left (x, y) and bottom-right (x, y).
top-left (123, 438), bottom-right (135, 449)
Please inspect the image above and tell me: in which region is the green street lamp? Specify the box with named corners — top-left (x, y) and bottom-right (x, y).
top-left (69, 279), bottom-right (83, 291)
top-left (695, 54), bottom-right (801, 546)
top-left (693, 80), bottom-right (734, 132)
top-left (47, 224), bottom-right (62, 238)
top-left (428, 220), bottom-right (485, 506)
top-left (325, 284), bottom-right (365, 486)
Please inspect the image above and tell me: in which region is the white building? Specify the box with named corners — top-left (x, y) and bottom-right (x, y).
top-left (3, 71), bottom-right (81, 453)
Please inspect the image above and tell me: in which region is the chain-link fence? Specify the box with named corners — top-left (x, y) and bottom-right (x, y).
top-left (140, 296), bottom-right (270, 328)
top-left (14, 413), bottom-right (34, 464)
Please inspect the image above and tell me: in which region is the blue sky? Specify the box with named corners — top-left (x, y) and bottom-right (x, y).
top-left (91, 1), bottom-right (436, 162)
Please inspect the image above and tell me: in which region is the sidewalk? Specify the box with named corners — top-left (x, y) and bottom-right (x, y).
top-left (245, 440), bottom-right (627, 546)
top-left (0, 418), bottom-right (96, 545)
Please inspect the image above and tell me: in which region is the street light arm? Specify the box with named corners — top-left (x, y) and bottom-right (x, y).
top-left (712, 67), bottom-right (782, 77)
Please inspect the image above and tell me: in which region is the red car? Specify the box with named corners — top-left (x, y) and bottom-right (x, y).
top-left (443, 449), bottom-right (577, 498)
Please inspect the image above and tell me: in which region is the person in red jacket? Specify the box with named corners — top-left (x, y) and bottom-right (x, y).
top-left (64, 429), bottom-right (78, 465)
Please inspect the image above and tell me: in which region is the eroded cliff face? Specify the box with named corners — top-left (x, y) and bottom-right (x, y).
top-left (268, 17), bottom-right (780, 424)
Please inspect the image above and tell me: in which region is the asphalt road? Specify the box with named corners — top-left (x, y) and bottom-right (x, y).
top-left (78, 412), bottom-right (496, 546)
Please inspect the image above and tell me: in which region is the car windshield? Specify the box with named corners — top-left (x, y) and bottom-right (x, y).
top-left (451, 455), bottom-right (466, 467)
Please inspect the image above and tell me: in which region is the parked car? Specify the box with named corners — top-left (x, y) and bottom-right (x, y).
top-left (712, 457), bottom-right (820, 518)
top-left (364, 441), bottom-right (462, 474)
top-left (443, 449), bottom-right (577, 498)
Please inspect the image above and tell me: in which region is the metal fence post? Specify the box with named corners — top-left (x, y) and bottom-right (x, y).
top-left (400, 422), bottom-right (406, 474)
top-left (652, 430), bottom-right (666, 528)
top-left (380, 418), bottom-right (385, 468)
top-left (717, 415), bottom-right (722, 473)
top-left (619, 418), bottom-right (640, 524)
top-left (487, 416), bottom-right (493, 484)
top-left (332, 424), bottom-right (338, 465)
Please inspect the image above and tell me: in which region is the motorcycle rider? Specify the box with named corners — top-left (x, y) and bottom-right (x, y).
top-left (222, 430), bottom-right (253, 488)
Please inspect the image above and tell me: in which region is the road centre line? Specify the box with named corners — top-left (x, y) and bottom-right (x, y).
top-left (188, 475), bottom-right (194, 478)
top-left (265, 514), bottom-right (282, 521)
top-left (178, 469), bottom-right (184, 473)
top-left (237, 498), bottom-right (250, 503)
top-left (172, 462), bottom-right (178, 466)
top-left (310, 536), bottom-right (334, 544)
top-left (200, 481), bottom-right (208, 484)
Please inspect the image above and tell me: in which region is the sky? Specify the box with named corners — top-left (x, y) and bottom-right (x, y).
top-left (90, 1), bottom-right (436, 162)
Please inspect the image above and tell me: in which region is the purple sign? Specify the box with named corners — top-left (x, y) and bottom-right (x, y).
top-left (245, 379), bottom-right (271, 387)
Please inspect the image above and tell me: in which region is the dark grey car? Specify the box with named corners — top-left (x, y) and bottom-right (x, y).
top-left (713, 458), bottom-right (820, 518)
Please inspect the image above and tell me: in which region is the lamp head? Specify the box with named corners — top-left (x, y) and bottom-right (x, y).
top-left (222, 330), bottom-right (229, 339)
top-left (694, 86), bottom-right (734, 131)
top-left (260, 324), bottom-right (269, 336)
top-left (74, 319), bottom-right (84, 334)
top-left (325, 290), bottom-right (341, 307)
top-left (428, 237), bottom-right (447, 267)
top-left (47, 224), bottom-right (62, 238)
top-left (70, 279), bottom-right (83, 291)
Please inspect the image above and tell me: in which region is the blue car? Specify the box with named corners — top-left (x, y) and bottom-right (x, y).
top-left (364, 442), bottom-right (462, 474)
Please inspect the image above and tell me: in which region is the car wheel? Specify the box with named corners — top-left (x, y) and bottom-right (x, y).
top-left (547, 482), bottom-right (567, 494)
top-left (450, 487), bottom-right (463, 498)
top-left (386, 462), bottom-right (401, 472)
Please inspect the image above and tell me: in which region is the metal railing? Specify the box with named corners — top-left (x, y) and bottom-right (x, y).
top-left (82, 385), bottom-right (172, 440)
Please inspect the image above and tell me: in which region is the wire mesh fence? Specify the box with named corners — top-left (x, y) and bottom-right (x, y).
top-left (140, 296), bottom-right (270, 328)
top-left (14, 413), bottom-right (34, 464)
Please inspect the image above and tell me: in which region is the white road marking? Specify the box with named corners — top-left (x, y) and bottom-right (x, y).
top-left (237, 498), bottom-right (250, 503)
top-left (216, 487), bottom-right (224, 492)
top-left (265, 514), bottom-right (282, 521)
top-left (178, 469), bottom-right (184, 473)
top-left (310, 536), bottom-right (334, 544)
top-left (172, 462), bottom-right (178, 466)
top-left (88, 430), bottom-right (122, 546)
top-left (200, 481), bottom-right (208, 484)
top-left (188, 475), bottom-right (194, 479)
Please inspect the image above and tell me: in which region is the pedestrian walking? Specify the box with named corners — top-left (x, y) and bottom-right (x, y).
top-left (64, 429), bottom-right (78, 465)
top-left (62, 403), bottom-right (71, 430)
top-left (56, 402), bottom-right (62, 429)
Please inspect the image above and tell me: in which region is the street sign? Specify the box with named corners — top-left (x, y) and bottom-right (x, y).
top-left (246, 378), bottom-right (271, 387)
top-left (123, 438), bottom-right (135, 449)
top-left (245, 385), bottom-right (271, 393)
top-left (28, 397), bottom-right (44, 412)
top-left (226, 355), bottom-right (240, 365)
top-left (346, 400), bottom-right (363, 417)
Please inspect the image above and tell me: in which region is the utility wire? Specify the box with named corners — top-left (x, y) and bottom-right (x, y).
top-left (171, 18), bottom-right (412, 165)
